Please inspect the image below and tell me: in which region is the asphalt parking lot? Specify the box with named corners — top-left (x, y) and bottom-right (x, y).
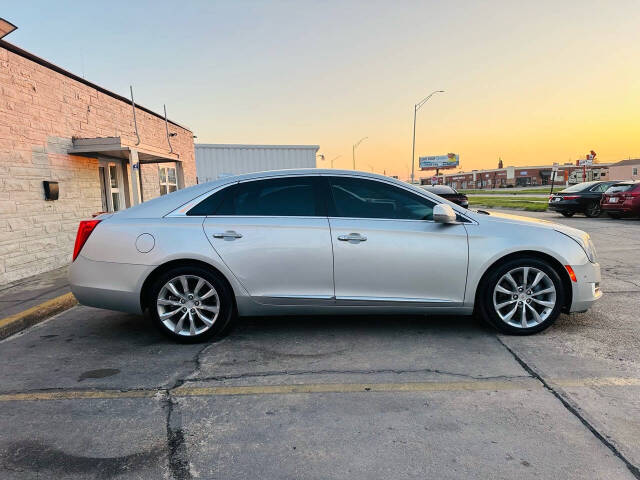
top-left (1, 211), bottom-right (639, 479)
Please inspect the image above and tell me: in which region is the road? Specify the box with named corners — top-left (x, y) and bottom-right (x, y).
top-left (1, 211), bottom-right (639, 479)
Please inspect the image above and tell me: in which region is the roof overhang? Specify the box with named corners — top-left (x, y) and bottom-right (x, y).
top-left (0, 18), bottom-right (17, 40)
top-left (69, 137), bottom-right (180, 164)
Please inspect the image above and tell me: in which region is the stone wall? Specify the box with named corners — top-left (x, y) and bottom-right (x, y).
top-left (0, 43), bottom-right (196, 284)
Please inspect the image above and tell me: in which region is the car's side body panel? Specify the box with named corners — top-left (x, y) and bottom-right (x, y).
top-left (329, 217), bottom-right (468, 306)
top-left (203, 216), bottom-right (335, 303)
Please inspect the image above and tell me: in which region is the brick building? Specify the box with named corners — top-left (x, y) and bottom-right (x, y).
top-left (0, 30), bottom-right (196, 284)
top-left (433, 163), bottom-right (611, 190)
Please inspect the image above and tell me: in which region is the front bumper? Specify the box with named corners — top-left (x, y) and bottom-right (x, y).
top-left (569, 261), bottom-right (602, 312)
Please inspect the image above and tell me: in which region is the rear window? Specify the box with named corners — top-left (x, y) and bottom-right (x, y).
top-left (560, 181), bottom-right (599, 193)
top-left (422, 185), bottom-right (456, 195)
top-left (606, 183), bottom-right (639, 194)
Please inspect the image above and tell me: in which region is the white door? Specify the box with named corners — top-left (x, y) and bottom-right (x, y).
top-left (202, 176), bottom-right (334, 304)
top-left (327, 176), bottom-right (468, 305)
top-left (99, 160), bottom-right (126, 212)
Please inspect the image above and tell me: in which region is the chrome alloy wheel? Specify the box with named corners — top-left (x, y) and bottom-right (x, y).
top-left (156, 275), bottom-right (220, 337)
top-left (492, 266), bottom-right (556, 329)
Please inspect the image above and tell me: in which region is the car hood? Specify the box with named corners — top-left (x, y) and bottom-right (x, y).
top-left (473, 210), bottom-right (589, 240)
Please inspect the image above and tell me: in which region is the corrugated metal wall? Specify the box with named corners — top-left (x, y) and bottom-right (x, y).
top-left (195, 144), bottom-right (319, 183)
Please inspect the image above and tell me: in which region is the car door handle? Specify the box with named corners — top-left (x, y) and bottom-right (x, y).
top-left (212, 230), bottom-right (243, 239)
top-left (337, 233), bottom-right (367, 242)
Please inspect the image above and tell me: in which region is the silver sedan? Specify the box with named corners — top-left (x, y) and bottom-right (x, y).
top-left (69, 169), bottom-right (601, 342)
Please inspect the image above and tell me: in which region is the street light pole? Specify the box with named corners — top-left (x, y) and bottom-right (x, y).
top-left (411, 90), bottom-right (444, 184)
top-left (352, 137), bottom-right (368, 170)
top-left (329, 155), bottom-right (341, 168)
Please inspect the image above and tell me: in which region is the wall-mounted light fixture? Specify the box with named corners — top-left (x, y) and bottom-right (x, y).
top-left (43, 181), bottom-right (59, 201)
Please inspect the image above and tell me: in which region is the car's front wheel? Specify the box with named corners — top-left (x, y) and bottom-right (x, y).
top-left (148, 266), bottom-right (236, 343)
top-left (478, 257), bottom-right (565, 335)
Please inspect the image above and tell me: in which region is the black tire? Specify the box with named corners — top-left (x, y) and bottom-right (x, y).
top-left (584, 201), bottom-right (601, 218)
top-left (560, 211), bottom-right (574, 217)
top-left (477, 257), bottom-right (565, 335)
top-left (148, 265), bottom-right (236, 343)
top-left (607, 212), bottom-right (622, 219)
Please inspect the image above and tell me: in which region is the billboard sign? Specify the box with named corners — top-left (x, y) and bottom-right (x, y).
top-left (419, 153), bottom-right (459, 170)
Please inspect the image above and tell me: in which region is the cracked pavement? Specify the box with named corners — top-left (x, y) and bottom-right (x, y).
top-left (0, 211), bottom-right (639, 479)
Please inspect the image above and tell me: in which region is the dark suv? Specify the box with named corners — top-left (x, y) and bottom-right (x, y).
top-left (548, 181), bottom-right (619, 217)
top-left (420, 185), bottom-right (469, 208)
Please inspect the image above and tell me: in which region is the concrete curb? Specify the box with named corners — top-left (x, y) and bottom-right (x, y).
top-left (0, 292), bottom-right (77, 340)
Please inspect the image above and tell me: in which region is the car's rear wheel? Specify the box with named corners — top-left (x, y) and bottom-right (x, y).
top-left (585, 201), bottom-right (601, 218)
top-left (478, 257), bottom-right (564, 335)
top-left (149, 266), bottom-right (236, 343)
top-left (560, 211), bottom-right (574, 217)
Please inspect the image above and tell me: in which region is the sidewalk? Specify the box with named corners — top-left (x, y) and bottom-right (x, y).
top-left (0, 267), bottom-right (76, 339)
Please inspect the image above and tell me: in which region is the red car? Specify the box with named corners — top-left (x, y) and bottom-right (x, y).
top-left (601, 180), bottom-right (640, 218)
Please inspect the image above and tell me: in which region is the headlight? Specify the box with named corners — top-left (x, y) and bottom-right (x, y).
top-left (556, 230), bottom-right (597, 263)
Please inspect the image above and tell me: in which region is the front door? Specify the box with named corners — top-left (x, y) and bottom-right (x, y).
top-left (203, 176), bottom-right (334, 304)
top-left (327, 176), bottom-right (468, 305)
top-left (99, 160), bottom-right (126, 212)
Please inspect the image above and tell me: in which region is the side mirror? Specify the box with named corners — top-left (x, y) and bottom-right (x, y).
top-left (433, 203), bottom-right (457, 224)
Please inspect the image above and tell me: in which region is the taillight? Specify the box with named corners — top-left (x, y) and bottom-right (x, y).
top-left (562, 195), bottom-right (579, 200)
top-left (72, 220), bottom-right (101, 261)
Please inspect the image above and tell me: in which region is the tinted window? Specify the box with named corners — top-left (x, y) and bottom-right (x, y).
top-left (590, 183), bottom-right (613, 193)
top-left (329, 177), bottom-right (434, 220)
top-left (188, 177), bottom-right (320, 216)
top-left (187, 186), bottom-right (232, 216)
top-left (560, 181), bottom-right (598, 193)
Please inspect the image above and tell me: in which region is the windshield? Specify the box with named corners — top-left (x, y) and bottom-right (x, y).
top-left (560, 181), bottom-right (599, 193)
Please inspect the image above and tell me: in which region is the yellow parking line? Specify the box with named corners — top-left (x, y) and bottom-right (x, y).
top-left (1, 377), bottom-right (638, 403)
top-left (171, 379), bottom-right (540, 397)
top-left (553, 377), bottom-right (640, 388)
top-left (0, 389), bottom-right (157, 402)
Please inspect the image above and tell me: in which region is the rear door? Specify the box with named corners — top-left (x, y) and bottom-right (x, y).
top-left (202, 175), bottom-right (334, 304)
top-left (326, 176), bottom-right (469, 306)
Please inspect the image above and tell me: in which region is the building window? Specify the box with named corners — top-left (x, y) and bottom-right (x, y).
top-left (633, 167), bottom-right (638, 176)
top-left (159, 166), bottom-right (177, 195)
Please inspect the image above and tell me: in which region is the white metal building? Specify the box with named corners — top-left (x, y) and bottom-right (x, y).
top-left (195, 144), bottom-right (319, 183)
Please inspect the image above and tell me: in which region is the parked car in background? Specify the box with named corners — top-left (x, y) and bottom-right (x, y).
top-left (601, 180), bottom-right (640, 218)
top-left (421, 185), bottom-right (469, 208)
top-left (69, 169), bottom-right (601, 342)
top-left (548, 181), bottom-right (619, 218)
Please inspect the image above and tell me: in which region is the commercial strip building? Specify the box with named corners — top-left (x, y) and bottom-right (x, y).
top-left (195, 144), bottom-right (319, 182)
top-left (0, 26), bottom-right (196, 285)
top-left (431, 163), bottom-right (613, 189)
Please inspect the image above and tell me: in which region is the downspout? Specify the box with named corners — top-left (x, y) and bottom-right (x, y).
top-left (130, 86), bottom-right (140, 146)
top-left (130, 86), bottom-right (142, 201)
top-left (164, 104), bottom-right (174, 155)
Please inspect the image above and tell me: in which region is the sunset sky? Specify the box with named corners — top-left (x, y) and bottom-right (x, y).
top-left (5, 0), bottom-right (640, 179)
